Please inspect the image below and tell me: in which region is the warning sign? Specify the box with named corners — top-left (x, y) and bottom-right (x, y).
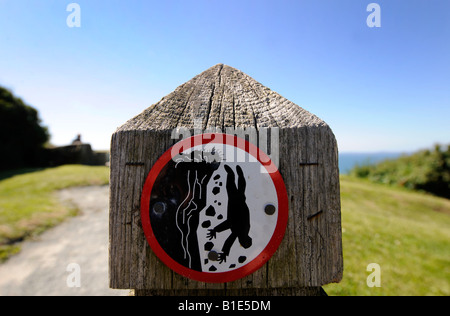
top-left (141, 133), bottom-right (288, 283)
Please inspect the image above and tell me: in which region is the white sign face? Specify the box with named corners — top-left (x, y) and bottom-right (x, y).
top-left (141, 133), bottom-right (288, 283)
top-left (195, 143), bottom-right (279, 273)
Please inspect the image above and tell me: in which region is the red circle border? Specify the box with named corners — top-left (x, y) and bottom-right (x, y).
top-left (140, 133), bottom-right (289, 283)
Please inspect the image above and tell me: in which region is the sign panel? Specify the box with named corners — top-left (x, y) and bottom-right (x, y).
top-left (141, 133), bottom-right (288, 283)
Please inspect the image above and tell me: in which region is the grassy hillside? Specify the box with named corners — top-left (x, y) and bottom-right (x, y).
top-left (324, 176), bottom-right (450, 296)
top-left (1, 166), bottom-right (448, 295)
top-left (0, 165), bottom-right (109, 262)
top-left (351, 144), bottom-right (450, 199)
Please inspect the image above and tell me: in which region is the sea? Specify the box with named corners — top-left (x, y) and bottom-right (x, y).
top-left (338, 152), bottom-right (403, 174)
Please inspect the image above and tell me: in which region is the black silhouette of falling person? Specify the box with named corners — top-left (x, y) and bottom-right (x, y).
top-left (207, 165), bottom-right (252, 263)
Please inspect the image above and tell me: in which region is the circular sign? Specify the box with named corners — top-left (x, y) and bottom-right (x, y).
top-left (141, 133), bottom-right (288, 283)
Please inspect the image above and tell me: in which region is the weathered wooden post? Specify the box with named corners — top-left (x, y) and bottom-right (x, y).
top-left (109, 64), bottom-right (343, 296)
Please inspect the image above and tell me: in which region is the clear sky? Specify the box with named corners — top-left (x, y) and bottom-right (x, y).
top-left (0, 0), bottom-right (449, 152)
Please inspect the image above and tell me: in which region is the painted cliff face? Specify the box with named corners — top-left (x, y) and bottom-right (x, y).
top-left (148, 143), bottom-right (279, 274)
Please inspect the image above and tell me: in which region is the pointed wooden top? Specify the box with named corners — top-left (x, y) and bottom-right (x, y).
top-left (117, 64), bottom-right (327, 132)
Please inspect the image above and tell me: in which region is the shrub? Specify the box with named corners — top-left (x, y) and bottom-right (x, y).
top-left (350, 144), bottom-right (450, 199)
top-left (0, 87), bottom-right (49, 170)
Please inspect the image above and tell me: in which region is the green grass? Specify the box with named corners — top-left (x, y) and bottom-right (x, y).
top-left (0, 165), bottom-right (109, 262)
top-left (324, 176), bottom-right (450, 296)
top-left (1, 166), bottom-right (449, 295)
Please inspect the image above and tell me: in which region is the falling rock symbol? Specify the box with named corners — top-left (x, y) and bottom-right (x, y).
top-left (205, 205), bottom-right (216, 217)
top-left (204, 242), bottom-right (214, 251)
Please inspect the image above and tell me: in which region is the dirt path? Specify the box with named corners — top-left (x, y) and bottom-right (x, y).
top-left (0, 186), bottom-right (129, 296)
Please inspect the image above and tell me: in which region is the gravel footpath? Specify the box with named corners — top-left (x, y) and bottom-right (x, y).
top-left (0, 186), bottom-right (129, 296)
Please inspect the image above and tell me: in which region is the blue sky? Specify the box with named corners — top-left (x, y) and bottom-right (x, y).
top-left (0, 0), bottom-right (449, 152)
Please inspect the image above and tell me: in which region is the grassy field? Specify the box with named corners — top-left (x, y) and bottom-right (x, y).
top-left (324, 176), bottom-right (450, 296)
top-left (0, 165), bottom-right (109, 262)
top-left (0, 166), bottom-right (449, 295)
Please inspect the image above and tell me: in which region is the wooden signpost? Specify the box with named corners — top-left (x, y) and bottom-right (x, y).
top-left (109, 64), bottom-right (343, 296)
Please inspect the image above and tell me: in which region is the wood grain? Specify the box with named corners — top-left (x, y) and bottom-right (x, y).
top-left (109, 64), bottom-right (343, 294)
